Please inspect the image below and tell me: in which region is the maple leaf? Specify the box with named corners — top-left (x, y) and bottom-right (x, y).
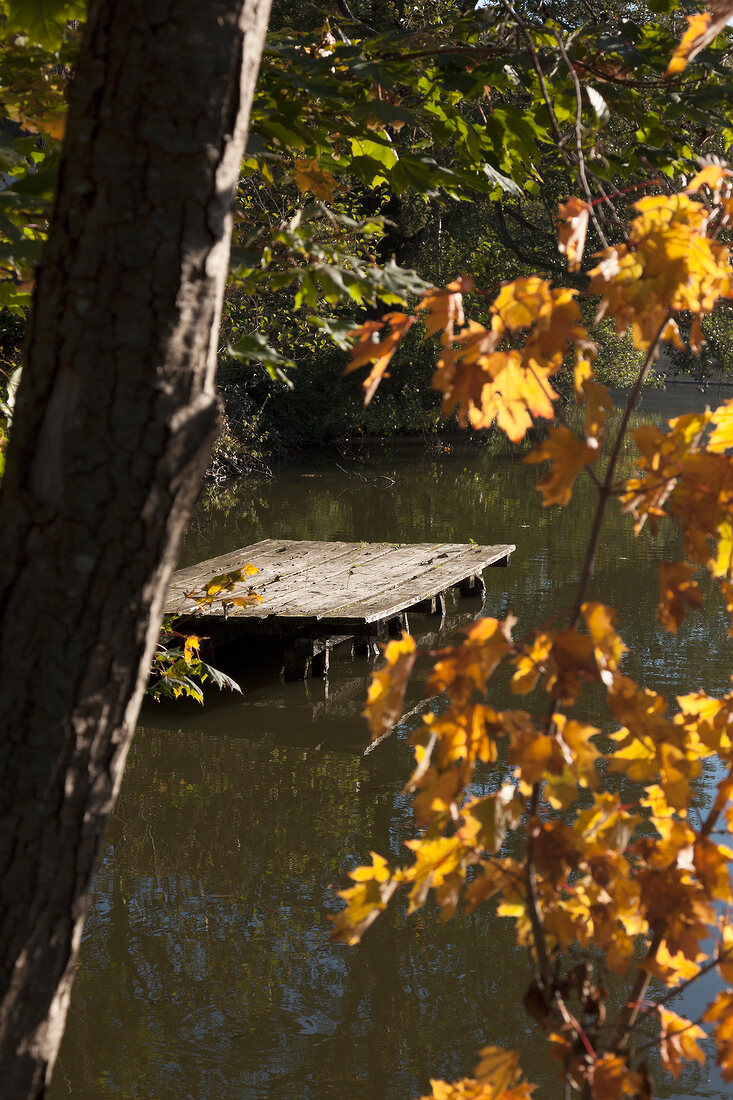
top-left (658, 561), bottom-right (703, 632)
top-left (590, 1054), bottom-right (642, 1100)
top-left (330, 852), bottom-right (400, 944)
top-left (183, 635), bottom-right (200, 664)
top-left (511, 632), bottom-right (552, 695)
top-left (687, 164), bottom-right (733, 195)
top-left (644, 940), bottom-right (702, 986)
top-left (708, 398), bottom-right (733, 453)
top-left (557, 197), bottom-right (590, 271)
top-left (474, 1046), bottom-right (522, 1093)
top-left (524, 427), bottom-right (598, 507)
top-left (658, 1006), bottom-right (707, 1078)
top-left (292, 156), bottom-right (337, 201)
top-left (667, 3), bottom-right (733, 75)
top-left (427, 616), bottom-right (515, 703)
top-left (345, 312), bottom-right (415, 404)
top-left (582, 602), bottom-right (627, 676)
top-left (363, 632), bottom-right (417, 739)
top-left (705, 989), bottom-right (733, 1080)
top-left (418, 277), bottom-right (474, 338)
top-left (580, 380), bottom-right (613, 447)
top-left (459, 787), bottom-right (523, 856)
top-left (403, 835), bottom-right (465, 913)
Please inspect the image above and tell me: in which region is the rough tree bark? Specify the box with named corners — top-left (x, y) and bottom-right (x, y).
top-left (0, 1), bottom-right (271, 1095)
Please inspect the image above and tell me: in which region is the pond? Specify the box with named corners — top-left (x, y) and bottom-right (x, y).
top-left (51, 386), bottom-right (733, 1100)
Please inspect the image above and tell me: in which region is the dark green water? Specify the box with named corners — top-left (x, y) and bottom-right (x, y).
top-left (51, 388), bottom-right (733, 1100)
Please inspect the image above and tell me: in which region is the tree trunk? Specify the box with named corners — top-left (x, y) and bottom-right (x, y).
top-left (0, 1), bottom-right (271, 1095)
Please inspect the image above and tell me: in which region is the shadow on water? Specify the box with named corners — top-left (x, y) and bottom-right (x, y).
top-left (52, 397), bottom-right (733, 1100)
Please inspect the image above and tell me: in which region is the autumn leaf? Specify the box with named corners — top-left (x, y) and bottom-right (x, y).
top-left (183, 635), bottom-right (200, 664)
top-left (658, 561), bottom-right (703, 632)
top-left (659, 1006), bottom-right (707, 1078)
top-left (583, 602), bottom-right (627, 676)
top-left (580, 380), bottom-right (613, 447)
top-left (363, 632), bottom-right (417, 739)
top-left (474, 1045), bottom-right (522, 1093)
top-left (418, 277), bottom-right (474, 337)
top-left (667, 3), bottom-right (733, 75)
top-left (345, 312), bottom-right (415, 404)
top-left (524, 427), bottom-right (599, 507)
top-left (557, 197), bottom-right (590, 272)
top-left (708, 398), bottom-right (733, 453)
top-left (427, 616), bottom-right (515, 702)
top-left (330, 852), bottom-right (400, 944)
top-left (705, 989), bottom-right (733, 1079)
top-left (590, 1054), bottom-right (642, 1100)
top-left (292, 157), bottom-right (337, 201)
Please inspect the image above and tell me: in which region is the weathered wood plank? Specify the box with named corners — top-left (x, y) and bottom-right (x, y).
top-left (258, 543), bottom-right (460, 619)
top-left (165, 538), bottom-right (357, 614)
top-left (165, 539), bottom-right (516, 628)
top-left (323, 543), bottom-right (515, 625)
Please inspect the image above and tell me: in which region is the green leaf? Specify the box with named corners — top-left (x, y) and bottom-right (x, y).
top-left (2, 0), bottom-right (85, 48)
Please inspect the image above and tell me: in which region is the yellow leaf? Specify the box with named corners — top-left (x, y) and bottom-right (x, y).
top-left (580, 379), bottom-right (613, 447)
top-left (363, 632), bottom-right (417, 739)
top-left (474, 1045), bottom-right (522, 1092)
top-left (644, 940), bottom-right (702, 986)
top-left (659, 1006), bottom-right (707, 1078)
top-left (330, 852), bottom-right (400, 944)
top-left (704, 989), bottom-right (733, 1079)
top-left (658, 561), bottom-right (703, 632)
top-left (184, 635), bottom-right (200, 664)
top-left (687, 163), bottom-right (733, 194)
top-left (557, 197), bottom-right (590, 271)
top-left (524, 427), bottom-right (598, 507)
top-left (708, 398), bottom-right (733, 453)
top-left (582, 602), bottom-right (627, 674)
top-left (667, 7), bottom-right (733, 76)
top-left (292, 157), bottom-right (337, 201)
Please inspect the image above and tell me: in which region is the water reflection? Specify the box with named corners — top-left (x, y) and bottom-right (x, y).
top-left (52, 397), bottom-right (733, 1099)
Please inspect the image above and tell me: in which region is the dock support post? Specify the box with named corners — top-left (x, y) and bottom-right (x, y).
top-left (409, 592), bottom-right (446, 617)
top-left (457, 573), bottom-right (486, 599)
top-left (282, 638), bottom-right (330, 680)
top-left (387, 612), bottom-right (409, 638)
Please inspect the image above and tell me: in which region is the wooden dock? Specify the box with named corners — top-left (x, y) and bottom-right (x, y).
top-left (165, 538), bottom-right (515, 678)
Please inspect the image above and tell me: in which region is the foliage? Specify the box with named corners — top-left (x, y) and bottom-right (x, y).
top-left (147, 567), bottom-right (261, 703)
top-left (335, 125), bottom-right (733, 1095)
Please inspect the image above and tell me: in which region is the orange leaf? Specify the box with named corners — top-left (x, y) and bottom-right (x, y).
top-left (557, 197), bottom-right (590, 271)
top-left (667, 5), bottom-right (733, 76)
top-left (524, 427), bottom-right (599, 506)
top-left (658, 561), bottom-right (703, 632)
top-left (704, 989), bottom-right (733, 1079)
top-left (417, 277), bottom-right (474, 337)
top-left (590, 1054), bottom-right (642, 1100)
top-left (345, 312), bottom-right (414, 404)
top-left (292, 157), bottom-right (337, 201)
